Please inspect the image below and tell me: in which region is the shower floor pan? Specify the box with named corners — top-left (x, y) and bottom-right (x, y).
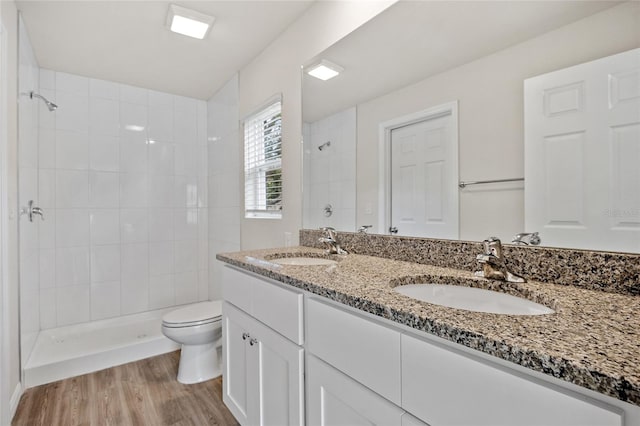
top-left (24, 308), bottom-right (180, 388)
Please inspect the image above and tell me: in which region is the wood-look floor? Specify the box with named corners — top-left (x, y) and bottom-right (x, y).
top-left (12, 351), bottom-right (239, 426)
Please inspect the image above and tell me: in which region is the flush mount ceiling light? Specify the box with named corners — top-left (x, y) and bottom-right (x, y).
top-left (306, 59), bottom-right (344, 81)
top-left (166, 4), bottom-right (215, 40)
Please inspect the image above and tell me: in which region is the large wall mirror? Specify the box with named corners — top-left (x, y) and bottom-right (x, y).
top-left (302, 0), bottom-right (640, 253)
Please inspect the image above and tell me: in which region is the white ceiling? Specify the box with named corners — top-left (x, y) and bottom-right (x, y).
top-left (302, 1), bottom-right (621, 122)
top-left (17, 0), bottom-right (315, 100)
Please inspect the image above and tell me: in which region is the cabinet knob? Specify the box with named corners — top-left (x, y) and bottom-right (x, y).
top-left (249, 338), bottom-right (258, 346)
top-left (242, 333), bottom-right (250, 340)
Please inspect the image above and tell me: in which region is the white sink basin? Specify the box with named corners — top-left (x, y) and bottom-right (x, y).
top-left (395, 284), bottom-right (554, 315)
top-left (270, 257), bottom-right (338, 266)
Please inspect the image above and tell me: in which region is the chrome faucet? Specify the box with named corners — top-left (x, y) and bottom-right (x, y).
top-left (318, 227), bottom-right (347, 255)
top-left (475, 237), bottom-right (525, 283)
top-left (512, 232), bottom-right (541, 246)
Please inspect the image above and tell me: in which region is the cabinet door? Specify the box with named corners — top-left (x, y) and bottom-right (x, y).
top-left (307, 355), bottom-right (404, 426)
top-left (222, 303), bottom-right (255, 425)
top-left (252, 318), bottom-right (304, 426)
top-left (224, 301), bottom-right (304, 426)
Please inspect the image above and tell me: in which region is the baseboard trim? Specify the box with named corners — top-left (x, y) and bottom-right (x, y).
top-left (9, 382), bottom-right (22, 422)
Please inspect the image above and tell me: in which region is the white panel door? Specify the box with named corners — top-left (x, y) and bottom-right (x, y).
top-left (525, 48), bottom-right (640, 252)
top-left (390, 109), bottom-right (458, 238)
top-left (306, 355), bottom-right (405, 426)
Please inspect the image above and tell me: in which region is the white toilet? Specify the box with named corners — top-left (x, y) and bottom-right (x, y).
top-left (161, 300), bottom-right (223, 384)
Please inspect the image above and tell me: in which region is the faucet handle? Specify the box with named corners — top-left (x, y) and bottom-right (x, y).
top-left (320, 227), bottom-right (336, 239)
top-left (358, 225), bottom-right (372, 234)
top-left (512, 232), bottom-right (541, 246)
top-left (482, 237), bottom-right (503, 257)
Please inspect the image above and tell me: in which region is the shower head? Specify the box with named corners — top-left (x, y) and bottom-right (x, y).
top-left (30, 91), bottom-right (58, 111)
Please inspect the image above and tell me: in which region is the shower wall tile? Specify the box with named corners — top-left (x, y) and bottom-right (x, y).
top-left (149, 274), bottom-right (175, 310)
top-left (39, 249), bottom-right (56, 289)
top-left (148, 142), bottom-right (174, 175)
top-left (56, 170), bottom-right (89, 208)
top-left (119, 173), bottom-right (148, 208)
top-left (120, 84), bottom-right (147, 105)
top-left (148, 175), bottom-right (175, 207)
top-left (38, 128), bottom-right (56, 169)
top-left (90, 209), bottom-right (120, 246)
top-left (148, 209), bottom-right (174, 242)
top-left (55, 209), bottom-right (90, 247)
top-left (90, 281), bottom-right (121, 320)
top-left (38, 169), bottom-right (56, 208)
top-left (89, 98), bottom-right (119, 136)
top-left (57, 285), bottom-right (91, 326)
top-left (55, 93), bottom-right (89, 132)
top-left (119, 138), bottom-right (148, 173)
top-left (121, 279), bottom-right (149, 315)
top-left (39, 210), bottom-right (56, 249)
top-left (39, 288), bottom-right (57, 329)
top-left (55, 129), bottom-right (88, 170)
top-left (38, 70), bottom-right (208, 329)
top-left (149, 241), bottom-right (174, 276)
top-left (120, 209), bottom-right (148, 243)
top-left (90, 245), bottom-right (121, 283)
top-left (90, 78), bottom-right (118, 100)
top-left (56, 72), bottom-right (88, 96)
top-left (175, 271), bottom-right (198, 305)
top-left (38, 88), bottom-right (56, 130)
top-left (40, 69), bottom-right (55, 90)
top-left (89, 171), bottom-right (119, 208)
top-left (55, 246), bottom-right (90, 287)
top-left (89, 134), bottom-right (119, 172)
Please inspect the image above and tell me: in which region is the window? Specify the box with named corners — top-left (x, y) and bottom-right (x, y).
top-left (244, 97), bottom-right (282, 218)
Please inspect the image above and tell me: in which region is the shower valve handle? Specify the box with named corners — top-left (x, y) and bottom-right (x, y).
top-left (21, 200), bottom-right (44, 222)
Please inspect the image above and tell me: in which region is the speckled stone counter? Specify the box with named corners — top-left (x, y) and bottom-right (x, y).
top-left (217, 246), bottom-right (640, 407)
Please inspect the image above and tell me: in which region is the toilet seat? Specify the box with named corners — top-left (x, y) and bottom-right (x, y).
top-left (162, 301), bottom-right (222, 328)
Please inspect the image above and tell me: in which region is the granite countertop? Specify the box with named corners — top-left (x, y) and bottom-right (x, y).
top-left (217, 246), bottom-right (640, 406)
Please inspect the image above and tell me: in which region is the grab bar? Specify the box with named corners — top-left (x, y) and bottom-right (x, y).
top-left (458, 177), bottom-right (524, 188)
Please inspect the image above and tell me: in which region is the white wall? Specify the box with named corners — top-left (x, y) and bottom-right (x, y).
top-left (356, 2), bottom-right (640, 242)
top-left (207, 74), bottom-right (240, 300)
top-left (17, 14), bottom-right (39, 367)
top-left (35, 69), bottom-right (209, 329)
top-left (303, 107), bottom-right (356, 231)
top-left (238, 0), bottom-right (395, 249)
top-left (0, 0), bottom-right (23, 421)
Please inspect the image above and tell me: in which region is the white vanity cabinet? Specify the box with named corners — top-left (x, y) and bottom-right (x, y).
top-left (222, 266), bottom-right (305, 426)
top-left (306, 297), bottom-right (627, 426)
top-left (221, 265), bottom-right (638, 426)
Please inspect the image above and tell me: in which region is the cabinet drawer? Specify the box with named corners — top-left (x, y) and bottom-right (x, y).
top-left (223, 266), bottom-right (304, 344)
top-left (222, 266), bottom-right (253, 314)
top-left (401, 333), bottom-right (623, 426)
top-left (306, 298), bottom-right (401, 405)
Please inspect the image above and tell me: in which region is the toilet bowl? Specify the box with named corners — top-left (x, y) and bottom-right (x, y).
top-left (161, 300), bottom-right (222, 384)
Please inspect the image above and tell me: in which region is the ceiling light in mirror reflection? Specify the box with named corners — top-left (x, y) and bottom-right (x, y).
top-left (307, 60), bottom-right (343, 81)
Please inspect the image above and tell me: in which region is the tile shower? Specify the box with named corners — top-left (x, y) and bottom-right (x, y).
top-left (17, 16), bottom-right (218, 374)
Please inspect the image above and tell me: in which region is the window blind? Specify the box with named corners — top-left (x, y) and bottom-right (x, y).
top-left (244, 99), bottom-right (282, 218)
